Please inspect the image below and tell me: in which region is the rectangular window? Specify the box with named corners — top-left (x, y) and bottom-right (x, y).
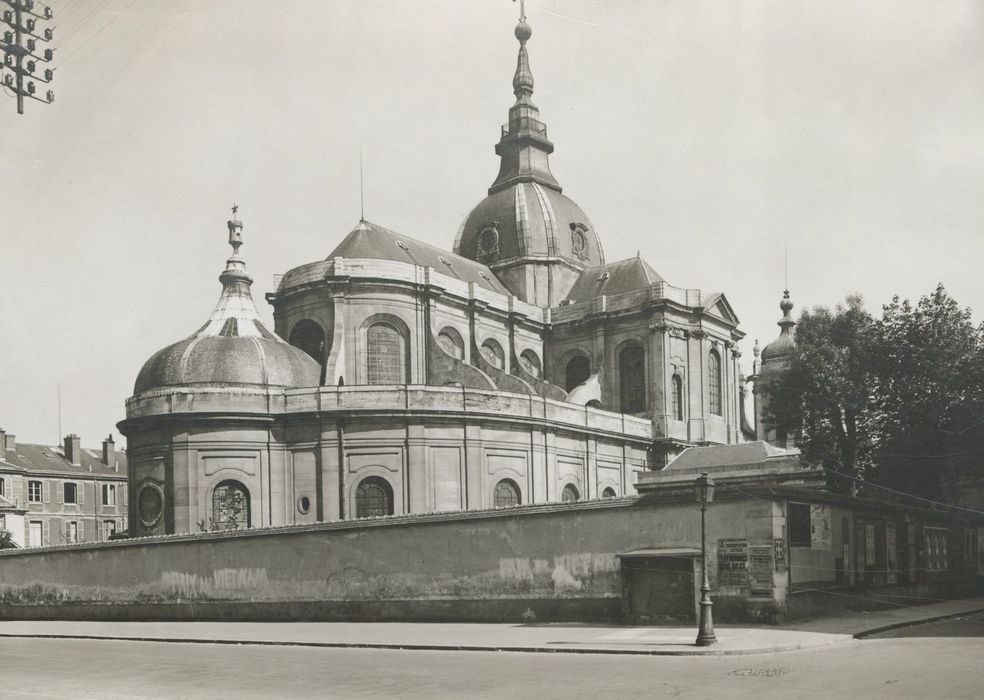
top-left (103, 520), bottom-right (116, 540)
top-left (66, 521), bottom-right (78, 544)
top-left (788, 502), bottom-right (811, 548)
top-left (28, 480), bottom-right (42, 503)
top-left (0, 477), bottom-right (5, 497)
top-left (925, 527), bottom-right (948, 572)
top-left (63, 482), bottom-right (78, 505)
top-left (28, 521), bottom-right (42, 547)
top-left (102, 484), bottom-right (116, 506)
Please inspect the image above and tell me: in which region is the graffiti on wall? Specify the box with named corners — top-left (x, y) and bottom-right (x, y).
top-left (162, 568), bottom-right (270, 597)
top-left (497, 552), bottom-right (619, 595)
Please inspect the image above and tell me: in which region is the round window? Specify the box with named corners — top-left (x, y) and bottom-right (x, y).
top-left (137, 484), bottom-right (164, 527)
top-left (297, 496), bottom-right (311, 514)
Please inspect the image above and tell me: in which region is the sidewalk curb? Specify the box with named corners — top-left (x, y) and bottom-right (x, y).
top-left (852, 606), bottom-right (984, 639)
top-left (0, 632), bottom-right (849, 657)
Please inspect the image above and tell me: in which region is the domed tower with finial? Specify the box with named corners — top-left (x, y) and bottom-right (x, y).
top-left (120, 207), bottom-right (322, 537)
top-left (454, 6), bottom-right (604, 307)
top-left (750, 290), bottom-right (798, 448)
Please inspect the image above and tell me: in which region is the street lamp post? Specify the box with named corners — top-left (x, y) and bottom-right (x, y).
top-left (694, 472), bottom-right (717, 646)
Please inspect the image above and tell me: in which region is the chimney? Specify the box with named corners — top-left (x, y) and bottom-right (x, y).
top-left (102, 435), bottom-right (115, 466)
top-left (2, 431), bottom-right (14, 453)
top-left (64, 434), bottom-right (81, 466)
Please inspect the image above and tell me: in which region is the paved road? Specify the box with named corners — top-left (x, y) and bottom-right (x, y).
top-left (868, 611), bottom-right (984, 639)
top-left (2, 628), bottom-right (982, 700)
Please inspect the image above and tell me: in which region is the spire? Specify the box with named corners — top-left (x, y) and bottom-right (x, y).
top-left (203, 204), bottom-right (267, 338)
top-left (489, 11), bottom-right (562, 194)
top-left (512, 18), bottom-right (534, 102)
top-left (220, 203), bottom-right (251, 286)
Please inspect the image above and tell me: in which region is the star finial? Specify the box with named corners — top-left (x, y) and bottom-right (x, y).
top-left (231, 203), bottom-right (239, 218)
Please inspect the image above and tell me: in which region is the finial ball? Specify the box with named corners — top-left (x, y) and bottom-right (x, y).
top-left (515, 19), bottom-right (532, 42)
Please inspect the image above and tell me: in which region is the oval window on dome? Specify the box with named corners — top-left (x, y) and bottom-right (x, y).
top-left (137, 484), bottom-right (164, 528)
top-left (477, 224), bottom-right (500, 260)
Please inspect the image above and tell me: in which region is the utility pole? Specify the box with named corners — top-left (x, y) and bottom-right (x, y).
top-left (1, 0), bottom-right (55, 115)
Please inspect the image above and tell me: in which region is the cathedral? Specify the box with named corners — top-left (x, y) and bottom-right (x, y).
top-left (120, 14), bottom-right (765, 537)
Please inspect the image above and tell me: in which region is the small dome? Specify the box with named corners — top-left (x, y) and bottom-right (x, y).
top-left (133, 210), bottom-right (321, 395)
top-left (455, 182), bottom-right (604, 269)
top-left (760, 290), bottom-right (796, 362)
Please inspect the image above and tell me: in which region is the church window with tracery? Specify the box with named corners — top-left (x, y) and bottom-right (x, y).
top-left (709, 349), bottom-right (723, 416)
top-left (619, 344), bottom-right (646, 413)
top-left (367, 322), bottom-right (406, 384)
top-left (355, 477), bottom-right (393, 518)
top-left (211, 480), bottom-right (250, 531)
top-left (481, 339), bottom-right (505, 370)
top-left (493, 479), bottom-right (521, 507)
top-left (672, 374), bottom-right (684, 421)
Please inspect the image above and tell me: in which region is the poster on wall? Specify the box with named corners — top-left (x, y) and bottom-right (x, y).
top-left (979, 528), bottom-right (984, 575)
top-left (717, 539), bottom-right (749, 587)
top-left (886, 523), bottom-right (898, 584)
top-left (748, 545), bottom-right (774, 592)
top-left (810, 504), bottom-right (832, 550)
top-left (774, 538), bottom-right (786, 571)
top-left (865, 524), bottom-right (877, 565)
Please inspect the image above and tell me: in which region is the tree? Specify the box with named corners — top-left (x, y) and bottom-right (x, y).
top-left (869, 284), bottom-right (984, 499)
top-left (0, 529), bottom-right (17, 550)
top-left (767, 295), bottom-right (877, 492)
top-left (772, 285), bottom-right (984, 500)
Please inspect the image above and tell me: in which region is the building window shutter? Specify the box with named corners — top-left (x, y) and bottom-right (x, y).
top-left (78, 521), bottom-right (84, 542)
top-left (56, 482), bottom-right (63, 505)
top-left (42, 520), bottom-right (49, 545)
top-left (78, 482), bottom-right (84, 505)
top-left (42, 481), bottom-right (50, 503)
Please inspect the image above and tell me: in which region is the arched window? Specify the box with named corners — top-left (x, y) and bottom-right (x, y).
top-left (565, 354), bottom-right (590, 391)
top-left (519, 349), bottom-right (542, 378)
top-left (289, 319), bottom-right (327, 384)
top-left (672, 374), bottom-right (684, 421)
top-left (493, 479), bottom-right (521, 507)
top-left (602, 487), bottom-right (617, 498)
top-left (708, 349), bottom-right (723, 416)
top-left (619, 344), bottom-right (646, 414)
top-left (367, 322), bottom-right (407, 385)
top-left (210, 480), bottom-right (250, 531)
top-left (355, 477), bottom-right (394, 518)
top-left (437, 327), bottom-right (465, 360)
top-left (481, 339), bottom-right (505, 370)
top-left (562, 484), bottom-right (580, 502)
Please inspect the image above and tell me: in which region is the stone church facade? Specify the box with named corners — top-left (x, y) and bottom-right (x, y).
top-left (119, 15), bottom-right (749, 537)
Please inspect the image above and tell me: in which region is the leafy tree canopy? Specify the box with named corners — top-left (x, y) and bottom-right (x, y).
top-left (768, 284), bottom-right (984, 501)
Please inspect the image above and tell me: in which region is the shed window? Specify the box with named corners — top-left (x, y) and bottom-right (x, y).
top-left (788, 502), bottom-right (811, 547)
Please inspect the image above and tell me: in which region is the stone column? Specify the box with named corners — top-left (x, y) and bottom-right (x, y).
top-left (687, 329), bottom-right (706, 443)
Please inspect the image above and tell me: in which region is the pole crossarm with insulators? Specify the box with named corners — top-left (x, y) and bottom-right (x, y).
top-left (0, 0), bottom-right (55, 115)
top-left (694, 472), bottom-right (718, 646)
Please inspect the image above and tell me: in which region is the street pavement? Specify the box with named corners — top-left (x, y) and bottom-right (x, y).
top-left (0, 595), bottom-right (981, 655)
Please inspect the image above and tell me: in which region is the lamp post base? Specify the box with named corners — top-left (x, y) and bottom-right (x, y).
top-left (695, 587), bottom-right (717, 646)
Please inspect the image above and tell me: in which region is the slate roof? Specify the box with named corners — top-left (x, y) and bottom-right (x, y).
top-left (1, 442), bottom-right (127, 478)
top-left (563, 257), bottom-right (666, 304)
top-left (329, 220), bottom-right (510, 296)
top-left (664, 441), bottom-right (800, 473)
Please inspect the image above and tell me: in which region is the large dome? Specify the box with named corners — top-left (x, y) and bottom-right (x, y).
top-left (133, 213), bottom-right (320, 395)
top-left (455, 182), bottom-right (604, 269)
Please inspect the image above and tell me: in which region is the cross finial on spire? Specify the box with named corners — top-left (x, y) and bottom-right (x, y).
top-left (514, 0), bottom-right (526, 21)
top-left (231, 202), bottom-right (239, 218)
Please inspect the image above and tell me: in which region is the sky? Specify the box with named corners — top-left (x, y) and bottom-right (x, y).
top-left (1, 0), bottom-right (982, 447)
